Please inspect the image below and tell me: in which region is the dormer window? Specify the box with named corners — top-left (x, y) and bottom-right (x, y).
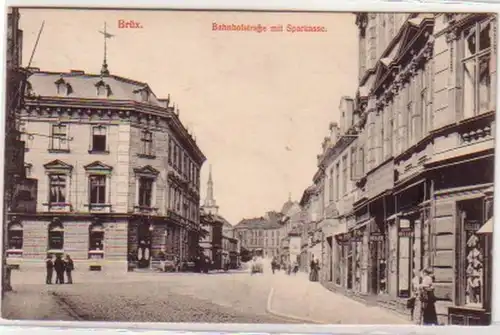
top-left (54, 77), bottom-right (72, 96)
top-left (95, 79), bottom-right (112, 97)
top-left (134, 86), bottom-right (151, 102)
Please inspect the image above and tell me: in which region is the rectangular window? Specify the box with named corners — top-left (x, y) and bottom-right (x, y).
top-left (91, 126), bottom-right (107, 152)
top-left (335, 163), bottom-right (340, 200)
top-left (49, 174), bottom-right (66, 204)
top-left (359, 147), bottom-right (365, 176)
top-left (350, 147), bottom-right (357, 179)
top-left (138, 177), bottom-right (154, 207)
top-left (328, 169), bottom-right (334, 202)
top-left (89, 175), bottom-right (106, 205)
top-left (342, 155), bottom-right (348, 195)
top-left (462, 19), bottom-right (492, 118)
top-left (51, 124), bottom-right (68, 151)
top-left (141, 130), bottom-right (153, 156)
top-left (168, 139), bottom-right (173, 164)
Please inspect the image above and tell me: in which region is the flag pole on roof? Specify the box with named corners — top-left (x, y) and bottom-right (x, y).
top-left (98, 22), bottom-right (114, 76)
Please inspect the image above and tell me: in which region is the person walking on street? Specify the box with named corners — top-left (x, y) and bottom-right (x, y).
top-left (419, 268), bottom-right (438, 325)
top-left (65, 255), bottom-right (74, 284)
top-left (409, 269), bottom-right (422, 324)
top-left (54, 254), bottom-right (65, 284)
top-left (45, 255), bottom-right (54, 284)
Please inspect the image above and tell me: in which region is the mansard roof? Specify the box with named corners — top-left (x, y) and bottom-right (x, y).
top-left (26, 71), bottom-right (166, 107)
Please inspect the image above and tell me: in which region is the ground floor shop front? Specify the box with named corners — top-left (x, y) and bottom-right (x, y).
top-left (6, 212), bottom-right (201, 274)
top-left (320, 156), bottom-right (493, 325)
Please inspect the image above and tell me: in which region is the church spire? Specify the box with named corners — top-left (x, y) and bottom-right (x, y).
top-left (98, 22), bottom-right (114, 76)
top-left (203, 164), bottom-right (218, 214)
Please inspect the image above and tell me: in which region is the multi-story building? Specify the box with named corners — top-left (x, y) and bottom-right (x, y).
top-left (221, 234), bottom-right (239, 269)
top-left (320, 13), bottom-right (495, 325)
top-left (234, 209), bottom-right (283, 259)
top-left (7, 65), bottom-right (206, 274)
top-left (4, 7), bottom-right (28, 292)
top-left (279, 199), bottom-right (302, 264)
top-left (199, 166), bottom-right (233, 268)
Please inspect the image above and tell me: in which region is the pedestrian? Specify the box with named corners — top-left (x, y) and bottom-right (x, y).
top-left (65, 254), bottom-right (74, 284)
top-left (54, 254), bottom-right (65, 284)
top-left (419, 268), bottom-right (438, 325)
top-left (45, 254), bottom-right (54, 284)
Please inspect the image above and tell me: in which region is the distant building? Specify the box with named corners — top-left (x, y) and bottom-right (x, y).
top-left (199, 166), bottom-right (235, 269)
top-left (234, 210), bottom-right (283, 259)
top-left (7, 63), bottom-right (206, 273)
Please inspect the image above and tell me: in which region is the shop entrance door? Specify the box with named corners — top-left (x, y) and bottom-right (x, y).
top-left (137, 223), bottom-right (152, 269)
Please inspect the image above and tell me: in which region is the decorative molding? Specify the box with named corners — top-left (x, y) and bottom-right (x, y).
top-left (134, 165), bottom-right (160, 177)
top-left (43, 159), bottom-right (73, 172)
top-left (84, 161), bottom-right (113, 172)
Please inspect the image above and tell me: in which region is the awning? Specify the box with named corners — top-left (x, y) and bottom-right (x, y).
top-left (477, 217), bottom-right (493, 234)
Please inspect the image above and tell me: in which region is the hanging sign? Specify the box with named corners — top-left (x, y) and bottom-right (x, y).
top-left (398, 227), bottom-right (413, 238)
top-left (370, 232), bottom-right (384, 242)
top-left (465, 220), bottom-right (481, 231)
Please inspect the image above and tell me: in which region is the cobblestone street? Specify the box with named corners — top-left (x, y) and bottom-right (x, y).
top-left (3, 264), bottom-right (410, 324)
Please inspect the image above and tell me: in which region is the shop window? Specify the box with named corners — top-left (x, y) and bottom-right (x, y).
top-left (397, 218), bottom-right (413, 298)
top-left (91, 125), bottom-right (107, 153)
top-left (48, 220), bottom-right (64, 251)
top-left (461, 19), bottom-right (492, 119)
top-left (457, 199), bottom-right (485, 308)
top-left (89, 223), bottom-right (104, 251)
top-left (8, 222), bottom-right (23, 250)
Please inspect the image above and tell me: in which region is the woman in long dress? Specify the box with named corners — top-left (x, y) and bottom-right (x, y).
top-left (420, 268), bottom-right (438, 325)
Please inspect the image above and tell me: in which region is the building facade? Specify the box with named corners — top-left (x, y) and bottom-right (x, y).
top-left (234, 210), bottom-right (283, 259)
top-left (4, 7), bottom-right (27, 292)
top-left (7, 67), bottom-right (206, 273)
top-left (199, 166), bottom-right (234, 268)
top-left (318, 13), bottom-right (495, 325)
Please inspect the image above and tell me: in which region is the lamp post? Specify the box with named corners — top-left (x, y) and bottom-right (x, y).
top-left (148, 223), bottom-right (154, 270)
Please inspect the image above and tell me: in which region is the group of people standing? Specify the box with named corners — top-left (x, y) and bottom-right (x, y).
top-left (46, 254), bottom-right (74, 285)
top-left (408, 267), bottom-right (439, 325)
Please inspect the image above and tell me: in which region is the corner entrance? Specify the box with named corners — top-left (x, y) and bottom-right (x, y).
top-left (137, 223), bottom-right (152, 269)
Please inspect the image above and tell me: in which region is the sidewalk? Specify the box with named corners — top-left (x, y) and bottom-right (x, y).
top-left (2, 285), bottom-right (76, 321)
top-left (267, 271), bottom-right (411, 325)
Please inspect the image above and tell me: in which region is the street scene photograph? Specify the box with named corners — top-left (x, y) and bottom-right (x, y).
top-left (2, 7), bottom-right (496, 326)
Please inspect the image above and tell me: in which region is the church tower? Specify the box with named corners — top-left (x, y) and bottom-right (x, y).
top-left (203, 165), bottom-right (219, 215)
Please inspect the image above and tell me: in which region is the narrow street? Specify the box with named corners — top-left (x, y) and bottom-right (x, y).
top-left (3, 263), bottom-right (410, 324)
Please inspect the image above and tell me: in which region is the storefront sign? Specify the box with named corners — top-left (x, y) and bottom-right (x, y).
top-left (370, 232), bottom-right (384, 242)
top-left (465, 220), bottom-right (481, 231)
top-left (398, 227), bottom-right (413, 238)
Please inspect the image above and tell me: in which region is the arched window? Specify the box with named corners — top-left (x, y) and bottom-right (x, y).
top-left (8, 222), bottom-right (23, 250)
top-left (89, 223), bottom-right (105, 252)
top-left (48, 219), bottom-right (64, 251)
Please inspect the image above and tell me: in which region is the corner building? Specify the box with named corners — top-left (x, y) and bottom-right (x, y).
top-left (7, 68), bottom-right (206, 274)
top-left (321, 13), bottom-right (495, 325)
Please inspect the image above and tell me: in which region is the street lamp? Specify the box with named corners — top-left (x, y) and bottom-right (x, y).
top-left (149, 223), bottom-right (154, 270)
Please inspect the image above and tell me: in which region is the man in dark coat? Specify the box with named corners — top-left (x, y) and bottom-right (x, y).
top-left (65, 255), bottom-right (74, 284)
top-left (54, 254), bottom-right (65, 284)
top-left (45, 255), bottom-right (54, 284)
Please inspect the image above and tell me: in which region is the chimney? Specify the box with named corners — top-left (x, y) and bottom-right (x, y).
top-left (329, 122), bottom-right (339, 143)
top-left (339, 96), bottom-right (355, 134)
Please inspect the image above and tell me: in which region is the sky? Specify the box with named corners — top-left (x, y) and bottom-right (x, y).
top-left (18, 8), bottom-right (358, 224)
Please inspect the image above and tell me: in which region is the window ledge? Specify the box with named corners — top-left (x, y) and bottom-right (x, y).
top-left (89, 250), bottom-right (104, 254)
top-left (88, 149), bottom-right (110, 155)
top-left (47, 249), bottom-right (65, 254)
top-left (48, 149), bottom-right (70, 153)
top-left (44, 203), bottom-right (72, 211)
top-left (6, 249), bottom-right (23, 254)
top-left (85, 204), bottom-right (112, 213)
top-left (137, 153), bottom-right (156, 159)
top-left (134, 206), bottom-right (159, 213)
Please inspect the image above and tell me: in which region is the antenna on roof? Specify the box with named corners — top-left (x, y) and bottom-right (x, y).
top-left (27, 20), bottom-right (45, 68)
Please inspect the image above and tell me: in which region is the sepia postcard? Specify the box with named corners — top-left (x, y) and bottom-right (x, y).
top-left (1, 6), bottom-right (496, 327)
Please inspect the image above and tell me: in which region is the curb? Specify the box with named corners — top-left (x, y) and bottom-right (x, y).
top-left (265, 287), bottom-right (339, 324)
